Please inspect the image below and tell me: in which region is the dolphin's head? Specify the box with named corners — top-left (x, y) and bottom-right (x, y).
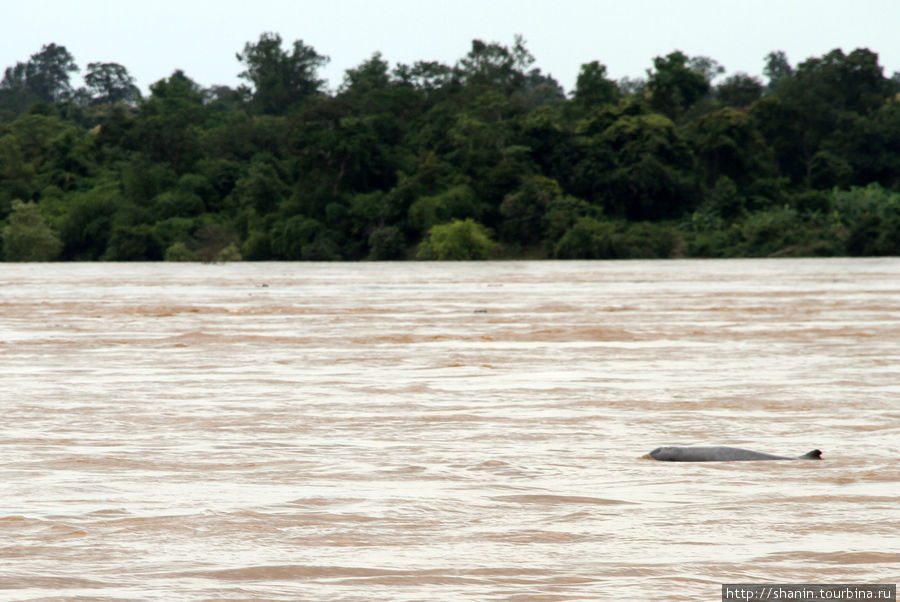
top-left (649, 446), bottom-right (679, 461)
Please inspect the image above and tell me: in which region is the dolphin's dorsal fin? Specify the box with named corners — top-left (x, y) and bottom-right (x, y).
top-left (800, 449), bottom-right (822, 459)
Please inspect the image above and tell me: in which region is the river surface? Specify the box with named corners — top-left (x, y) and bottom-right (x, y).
top-left (1, 259), bottom-right (898, 601)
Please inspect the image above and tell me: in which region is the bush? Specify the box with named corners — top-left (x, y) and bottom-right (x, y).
top-left (499, 175), bottom-right (562, 245)
top-left (620, 222), bottom-right (682, 258)
top-left (1, 199), bottom-right (62, 261)
top-left (554, 217), bottom-right (620, 259)
top-left (269, 216), bottom-right (340, 260)
top-left (150, 190), bottom-right (205, 220)
top-left (241, 229), bottom-right (271, 260)
top-left (152, 217), bottom-right (195, 251)
top-left (103, 223), bottom-right (163, 260)
top-left (540, 195), bottom-right (600, 248)
top-left (703, 176), bottom-right (745, 219)
top-left (60, 184), bottom-right (121, 259)
top-left (553, 217), bottom-right (680, 259)
top-left (216, 243), bottom-right (242, 262)
top-left (408, 184), bottom-right (479, 233)
top-left (832, 184), bottom-right (900, 255)
top-left (368, 225), bottom-right (406, 260)
top-left (416, 218), bottom-right (498, 260)
top-left (194, 223), bottom-right (240, 263)
top-left (164, 241), bottom-right (195, 261)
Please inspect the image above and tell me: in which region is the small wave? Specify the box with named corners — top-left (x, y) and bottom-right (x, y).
top-left (493, 494), bottom-right (634, 505)
top-left (0, 575), bottom-right (110, 589)
top-left (478, 529), bottom-right (597, 543)
top-left (176, 564), bottom-right (552, 585)
top-left (760, 550), bottom-right (900, 564)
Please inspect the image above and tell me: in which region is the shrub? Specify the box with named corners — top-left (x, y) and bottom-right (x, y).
top-left (416, 218), bottom-right (498, 260)
top-left (554, 217), bottom-right (681, 259)
top-left (832, 184), bottom-right (900, 255)
top-left (103, 223), bottom-right (163, 260)
top-left (164, 241), bottom-right (195, 261)
top-left (554, 217), bottom-right (620, 259)
top-left (408, 184), bottom-right (479, 233)
top-left (2, 199), bottom-right (62, 261)
top-left (216, 243), bottom-right (242, 262)
top-left (368, 225), bottom-right (406, 260)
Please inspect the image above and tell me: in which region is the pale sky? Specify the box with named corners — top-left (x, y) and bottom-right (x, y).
top-left (5, 0), bottom-right (900, 95)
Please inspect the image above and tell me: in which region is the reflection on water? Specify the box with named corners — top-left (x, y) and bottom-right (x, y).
top-left (1, 259), bottom-right (898, 600)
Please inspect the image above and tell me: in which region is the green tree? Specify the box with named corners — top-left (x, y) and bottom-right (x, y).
top-left (237, 32), bottom-right (329, 114)
top-left (164, 241), bottom-right (195, 261)
top-left (553, 216), bottom-right (678, 259)
top-left (2, 199), bottom-right (62, 261)
top-left (104, 223), bottom-right (162, 260)
top-left (59, 183), bottom-right (122, 259)
top-left (130, 71), bottom-right (208, 173)
top-left (499, 174), bottom-right (562, 245)
top-left (340, 52), bottom-right (391, 96)
top-left (150, 190), bottom-right (205, 220)
top-left (573, 61), bottom-right (620, 109)
top-left (231, 157), bottom-right (289, 216)
top-left (687, 56), bottom-right (725, 83)
top-left (393, 60), bottom-right (456, 94)
top-left (826, 101), bottom-right (900, 188)
top-left (416, 218), bottom-right (497, 260)
top-left (0, 135), bottom-right (37, 216)
top-left (408, 183), bottom-right (480, 234)
top-left (541, 194), bottom-right (600, 246)
top-left (456, 35), bottom-right (534, 93)
top-left (599, 112), bottom-right (699, 220)
top-left (646, 51), bottom-right (711, 119)
top-left (84, 62), bottom-right (140, 105)
top-left (691, 107), bottom-right (775, 190)
top-left (553, 216), bottom-right (620, 259)
top-left (521, 69), bottom-right (565, 109)
top-left (28, 43), bottom-right (79, 103)
top-left (833, 184), bottom-right (900, 255)
top-left (446, 89), bottom-right (533, 211)
top-left (759, 48), bottom-right (894, 187)
top-left (269, 215), bottom-right (339, 260)
top-left (1, 43), bottom-right (79, 105)
top-left (698, 175), bottom-right (745, 219)
top-left (194, 223), bottom-right (242, 262)
top-left (715, 73), bottom-right (763, 108)
top-left (764, 51), bottom-right (793, 89)
top-left (367, 226), bottom-right (406, 260)
top-left (521, 105), bottom-right (578, 190)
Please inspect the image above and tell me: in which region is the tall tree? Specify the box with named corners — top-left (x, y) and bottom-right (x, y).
top-left (2, 199), bottom-right (62, 260)
top-left (393, 60), bottom-right (456, 94)
top-left (646, 51), bottom-right (710, 119)
top-left (573, 60), bottom-right (619, 109)
top-left (691, 107), bottom-right (775, 190)
top-left (521, 69), bottom-right (565, 109)
top-left (13, 43), bottom-right (79, 103)
top-left (1, 43), bottom-right (78, 114)
top-left (340, 52), bottom-right (391, 95)
top-left (456, 35), bottom-right (534, 93)
top-left (597, 111), bottom-right (699, 220)
top-left (130, 71), bottom-right (208, 173)
top-left (763, 51), bottom-right (793, 90)
top-left (715, 73), bottom-right (764, 108)
top-left (760, 47), bottom-right (894, 187)
top-left (84, 62), bottom-right (140, 105)
top-left (237, 32), bottom-right (329, 114)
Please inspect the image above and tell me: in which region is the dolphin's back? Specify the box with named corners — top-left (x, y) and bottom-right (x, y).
top-left (649, 446), bottom-right (822, 462)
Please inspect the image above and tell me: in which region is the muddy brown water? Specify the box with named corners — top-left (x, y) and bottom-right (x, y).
top-left (1, 259), bottom-right (898, 600)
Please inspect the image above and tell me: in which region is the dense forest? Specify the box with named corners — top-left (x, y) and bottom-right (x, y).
top-left (2, 34), bottom-right (900, 261)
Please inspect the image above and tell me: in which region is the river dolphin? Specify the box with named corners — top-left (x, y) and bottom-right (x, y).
top-left (648, 446), bottom-right (822, 462)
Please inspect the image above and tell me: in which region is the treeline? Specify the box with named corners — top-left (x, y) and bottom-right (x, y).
top-left (2, 34), bottom-right (900, 261)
